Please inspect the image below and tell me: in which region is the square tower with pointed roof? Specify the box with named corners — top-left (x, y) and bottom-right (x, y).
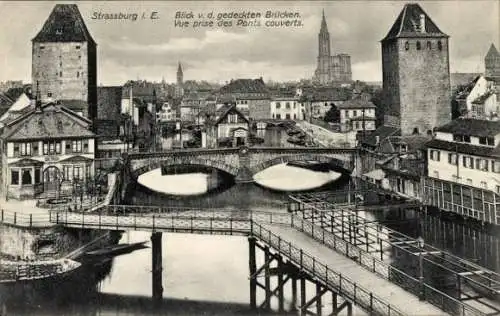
top-left (381, 3), bottom-right (451, 135)
top-left (31, 4), bottom-right (97, 122)
top-left (485, 44), bottom-right (500, 79)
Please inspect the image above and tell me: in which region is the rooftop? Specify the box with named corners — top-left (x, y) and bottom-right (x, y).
top-left (486, 43), bottom-right (499, 59)
top-left (337, 97), bottom-right (376, 109)
top-left (32, 4), bottom-right (95, 44)
top-left (434, 118), bottom-right (500, 137)
top-left (360, 126), bottom-right (401, 147)
top-left (426, 139), bottom-right (500, 158)
top-left (219, 78), bottom-right (269, 95)
top-left (0, 102), bottom-right (95, 141)
top-left (382, 3), bottom-right (447, 41)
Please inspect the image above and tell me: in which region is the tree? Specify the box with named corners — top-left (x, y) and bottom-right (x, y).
top-left (324, 103), bottom-right (340, 123)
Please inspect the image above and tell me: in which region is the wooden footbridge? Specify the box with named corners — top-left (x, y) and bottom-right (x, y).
top-left (1, 189), bottom-right (498, 316)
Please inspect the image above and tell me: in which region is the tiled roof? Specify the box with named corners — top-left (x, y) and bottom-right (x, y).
top-left (219, 78), bottom-right (269, 95)
top-left (434, 118), bottom-right (500, 137)
top-left (388, 135), bottom-right (430, 152)
top-left (382, 3), bottom-right (447, 41)
top-left (1, 103), bottom-right (94, 141)
top-left (471, 91), bottom-right (495, 105)
top-left (337, 98), bottom-right (376, 109)
top-left (426, 139), bottom-right (500, 158)
top-left (32, 4), bottom-right (95, 44)
top-left (58, 99), bottom-right (88, 112)
top-left (360, 126), bottom-right (400, 147)
top-left (214, 104), bottom-right (250, 125)
top-left (97, 86), bottom-right (122, 120)
top-left (310, 88), bottom-right (351, 102)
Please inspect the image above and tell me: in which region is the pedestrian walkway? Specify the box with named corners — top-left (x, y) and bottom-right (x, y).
top-left (259, 223), bottom-right (447, 315)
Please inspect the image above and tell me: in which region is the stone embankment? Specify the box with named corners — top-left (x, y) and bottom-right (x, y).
top-left (0, 172), bottom-right (121, 283)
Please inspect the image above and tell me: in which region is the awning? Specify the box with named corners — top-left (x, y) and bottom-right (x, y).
top-left (362, 169), bottom-right (386, 181)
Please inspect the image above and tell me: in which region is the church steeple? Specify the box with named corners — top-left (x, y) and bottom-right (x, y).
top-left (320, 9), bottom-right (328, 34)
top-left (176, 62), bottom-right (183, 86)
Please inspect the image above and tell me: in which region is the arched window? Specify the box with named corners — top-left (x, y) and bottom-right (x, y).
top-left (405, 41), bottom-right (409, 50)
top-left (416, 41), bottom-right (421, 50)
top-left (427, 41), bottom-right (432, 49)
top-left (437, 41), bottom-right (442, 51)
top-left (412, 127), bottom-right (419, 135)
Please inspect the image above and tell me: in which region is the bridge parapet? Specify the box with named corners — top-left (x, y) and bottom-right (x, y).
top-left (127, 147), bottom-right (359, 182)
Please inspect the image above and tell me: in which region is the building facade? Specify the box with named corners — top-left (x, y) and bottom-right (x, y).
top-left (0, 102), bottom-right (96, 200)
top-left (218, 78), bottom-right (271, 120)
top-left (426, 118), bottom-right (500, 192)
top-left (313, 10), bottom-right (352, 85)
top-left (205, 104), bottom-right (250, 148)
top-left (270, 97), bottom-right (304, 120)
top-left (338, 95), bottom-right (377, 132)
top-left (381, 3), bottom-right (451, 135)
top-left (32, 4), bottom-right (97, 122)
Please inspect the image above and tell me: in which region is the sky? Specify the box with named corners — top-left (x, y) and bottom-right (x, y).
top-left (0, 0), bottom-right (498, 85)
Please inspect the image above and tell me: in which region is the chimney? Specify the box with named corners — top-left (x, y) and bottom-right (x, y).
top-left (419, 14), bottom-right (426, 33)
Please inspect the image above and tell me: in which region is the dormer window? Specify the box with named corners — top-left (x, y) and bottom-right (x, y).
top-left (453, 134), bottom-right (471, 143)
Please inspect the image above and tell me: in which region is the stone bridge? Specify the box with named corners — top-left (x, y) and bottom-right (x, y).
top-left (125, 146), bottom-right (358, 183)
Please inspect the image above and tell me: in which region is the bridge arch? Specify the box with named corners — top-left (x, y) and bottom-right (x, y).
top-left (131, 156), bottom-right (239, 179)
top-left (251, 154), bottom-right (352, 176)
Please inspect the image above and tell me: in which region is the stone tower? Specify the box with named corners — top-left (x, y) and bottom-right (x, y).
top-left (315, 10), bottom-right (331, 84)
top-left (485, 43), bottom-right (500, 78)
top-left (381, 3), bottom-right (450, 135)
top-left (32, 4), bottom-right (97, 121)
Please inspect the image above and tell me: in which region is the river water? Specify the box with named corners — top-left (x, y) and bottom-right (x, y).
top-left (3, 128), bottom-right (500, 315)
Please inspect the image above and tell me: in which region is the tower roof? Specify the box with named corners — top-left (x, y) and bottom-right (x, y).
top-left (382, 3), bottom-right (448, 41)
top-left (32, 4), bottom-right (95, 44)
top-left (320, 9), bottom-right (328, 34)
top-left (177, 62), bottom-right (183, 74)
top-left (485, 43), bottom-right (499, 59)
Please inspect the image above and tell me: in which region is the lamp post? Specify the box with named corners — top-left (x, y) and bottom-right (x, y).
top-left (417, 236), bottom-right (425, 300)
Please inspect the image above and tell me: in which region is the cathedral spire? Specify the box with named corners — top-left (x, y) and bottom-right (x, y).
top-left (320, 9), bottom-right (328, 34)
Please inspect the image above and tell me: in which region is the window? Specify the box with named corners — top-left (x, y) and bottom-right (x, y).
top-left (47, 92), bottom-right (52, 98)
top-left (285, 102), bottom-right (290, 109)
top-left (467, 179), bottom-right (473, 186)
top-left (19, 143), bottom-right (31, 156)
top-left (448, 153), bottom-right (457, 165)
top-left (429, 150), bottom-right (440, 161)
top-left (405, 41), bottom-right (409, 50)
top-left (496, 185), bottom-right (500, 194)
top-left (293, 114), bottom-right (297, 119)
top-left (453, 134), bottom-right (471, 143)
top-left (476, 158), bottom-right (489, 171)
top-left (412, 127), bottom-right (419, 135)
top-left (479, 137), bottom-right (495, 146)
top-left (77, 71), bottom-right (80, 78)
top-left (276, 102), bottom-right (281, 109)
top-left (43, 141), bottom-right (62, 155)
top-left (427, 41), bottom-right (432, 49)
top-left (276, 114), bottom-right (281, 119)
top-left (416, 41), bottom-right (421, 50)
top-left (76, 45), bottom-right (81, 49)
top-left (73, 166), bottom-right (82, 180)
top-left (34, 168), bottom-right (41, 184)
top-left (353, 110), bottom-right (357, 117)
top-left (462, 156), bottom-right (474, 168)
top-left (433, 171), bottom-right (439, 179)
top-left (285, 114), bottom-right (291, 119)
top-left (32, 142), bottom-right (39, 155)
top-left (63, 165), bottom-right (72, 180)
top-left (11, 169), bottom-right (19, 185)
top-left (40, 45), bottom-right (45, 50)
top-left (59, 71), bottom-right (62, 77)
top-left (72, 140), bottom-right (83, 153)
top-left (83, 140), bottom-right (89, 152)
top-left (480, 181), bottom-right (487, 189)
top-left (437, 41), bottom-right (442, 50)
top-left (21, 169), bottom-right (32, 185)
